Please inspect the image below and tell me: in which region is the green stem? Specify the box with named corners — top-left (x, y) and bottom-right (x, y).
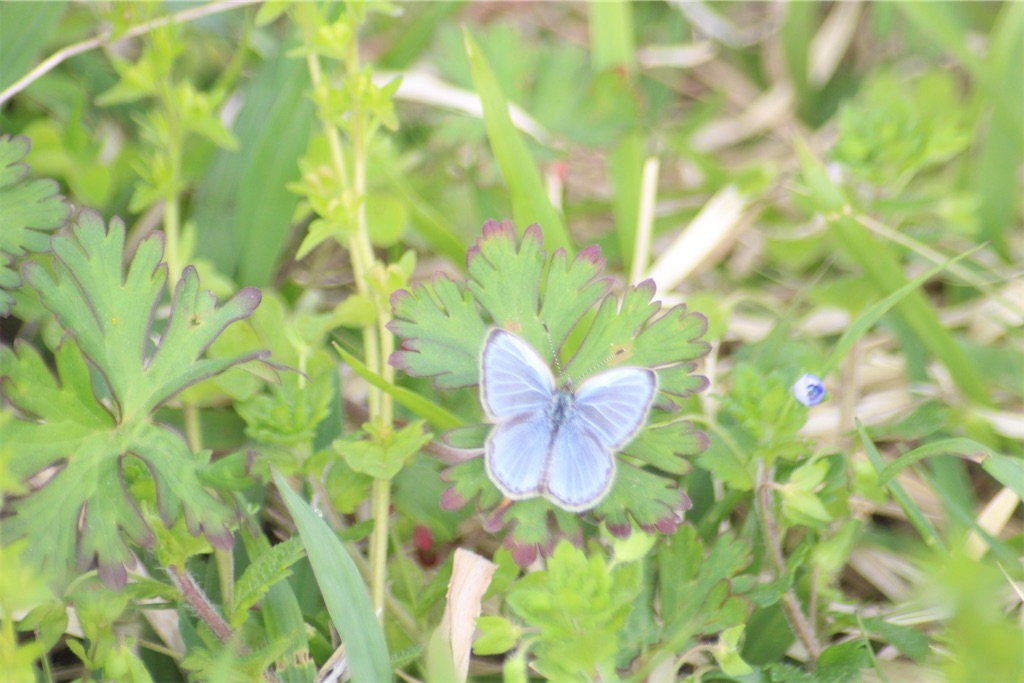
top-left (215, 547), bottom-right (235, 620)
top-left (754, 461), bottom-right (822, 667)
top-left (168, 564), bottom-right (238, 647)
top-left (183, 403), bottom-right (202, 451)
top-left (300, 5), bottom-right (394, 623)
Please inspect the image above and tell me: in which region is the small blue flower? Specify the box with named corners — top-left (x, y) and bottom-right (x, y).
top-left (793, 373), bottom-right (826, 407)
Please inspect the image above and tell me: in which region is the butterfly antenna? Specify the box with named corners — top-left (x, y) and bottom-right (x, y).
top-left (577, 347), bottom-right (627, 381)
top-left (542, 322), bottom-right (567, 385)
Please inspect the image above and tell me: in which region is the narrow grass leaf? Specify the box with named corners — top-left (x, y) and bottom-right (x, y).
top-left (589, 0), bottom-right (635, 70)
top-left (857, 421), bottom-right (944, 551)
top-left (273, 472), bottom-right (391, 683)
top-left (819, 245), bottom-right (981, 379)
top-left (333, 342), bottom-right (462, 431)
top-left (981, 453), bottom-right (1024, 500)
top-left (878, 438), bottom-right (994, 486)
top-left (463, 29), bottom-right (572, 255)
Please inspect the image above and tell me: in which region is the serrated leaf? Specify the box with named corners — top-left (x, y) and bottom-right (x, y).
top-left (389, 220), bottom-right (612, 389)
top-left (594, 465), bottom-right (691, 536)
top-left (388, 273), bottom-right (488, 389)
top-left (472, 616), bottom-right (520, 656)
top-left (504, 542), bottom-right (641, 681)
top-left (336, 420), bottom-right (432, 480)
top-left (816, 640), bottom-right (870, 683)
top-left (1, 213), bottom-right (266, 587)
top-left (23, 212), bottom-right (267, 422)
top-left (0, 134), bottom-right (71, 315)
top-left (622, 419), bottom-right (707, 475)
top-left (231, 537), bottom-right (306, 628)
top-left (237, 371), bottom-right (333, 448)
top-left (394, 221), bottom-right (710, 559)
top-left (657, 527), bottom-right (752, 647)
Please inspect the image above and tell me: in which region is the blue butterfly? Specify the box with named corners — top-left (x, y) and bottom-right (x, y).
top-left (479, 328), bottom-right (657, 511)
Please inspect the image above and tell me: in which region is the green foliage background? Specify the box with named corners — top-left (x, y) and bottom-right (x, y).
top-left (1, 2), bottom-right (1021, 682)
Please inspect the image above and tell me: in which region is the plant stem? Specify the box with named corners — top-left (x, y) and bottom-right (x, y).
top-left (168, 564), bottom-right (239, 647)
top-left (755, 461), bottom-right (822, 666)
top-left (300, 5), bottom-right (394, 623)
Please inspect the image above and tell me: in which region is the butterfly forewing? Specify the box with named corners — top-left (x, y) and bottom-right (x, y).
top-left (574, 367), bottom-right (657, 449)
top-left (480, 328), bottom-right (554, 419)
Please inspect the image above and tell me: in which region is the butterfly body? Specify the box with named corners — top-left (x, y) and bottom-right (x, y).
top-left (479, 328), bottom-right (657, 511)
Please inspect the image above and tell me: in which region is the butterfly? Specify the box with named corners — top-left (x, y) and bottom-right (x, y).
top-left (479, 328), bottom-right (657, 512)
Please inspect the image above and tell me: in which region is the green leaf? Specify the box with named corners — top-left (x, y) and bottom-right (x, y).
top-left (239, 529), bottom-right (316, 683)
top-left (0, 2), bottom-right (66, 92)
top-left (194, 45), bottom-right (314, 287)
top-left (336, 420), bottom-right (432, 481)
top-left (505, 542), bottom-right (641, 681)
top-left (463, 30), bottom-right (572, 254)
top-left (657, 527), bottom-right (752, 648)
top-left (390, 220), bottom-right (604, 388)
top-left (858, 421), bottom-right (944, 551)
top-left (272, 471), bottom-right (391, 683)
top-left (388, 271), bottom-right (488, 390)
top-left (24, 213), bottom-right (267, 422)
top-left (981, 452), bottom-right (1024, 500)
top-left (231, 537), bottom-right (306, 628)
top-left (621, 420), bottom-right (705, 475)
top-left (818, 242), bottom-right (982, 381)
top-left (334, 342), bottom-right (462, 431)
top-left (815, 640), bottom-right (870, 683)
top-left (473, 616), bottom-right (521, 656)
top-left (779, 487), bottom-right (833, 527)
top-left (0, 134), bottom-right (71, 315)
top-left (878, 438), bottom-right (995, 486)
top-left (237, 371), bottom-right (333, 448)
top-left (393, 221), bottom-right (710, 557)
top-left (471, 221), bottom-right (611, 356)
top-left (1, 213), bottom-right (264, 587)
top-left (714, 625), bottom-right (754, 676)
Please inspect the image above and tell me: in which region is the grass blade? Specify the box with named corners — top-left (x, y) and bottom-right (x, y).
top-left (857, 421), bottom-right (944, 552)
top-left (463, 29), bottom-right (572, 254)
top-left (878, 438), bottom-right (993, 485)
top-left (333, 342), bottom-right (463, 431)
top-left (819, 245), bottom-right (981, 379)
top-left (273, 472), bottom-right (392, 683)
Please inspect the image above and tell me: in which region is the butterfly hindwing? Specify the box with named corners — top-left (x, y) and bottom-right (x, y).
top-left (545, 418), bottom-right (615, 510)
top-left (485, 412), bottom-right (550, 498)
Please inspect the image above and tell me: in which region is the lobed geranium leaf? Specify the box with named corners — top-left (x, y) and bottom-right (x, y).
top-left (23, 211), bottom-right (266, 423)
top-left (391, 221), bottom-right (711, 565)
top-left (466, 221), bottom-right (548, 342)
top-left (389, 219), bottom-right (611, 389)
top-left (1, 212), bottom-right (266, 588)
top-left (0, 134), bottom-right (71, 315)
top-left (388, 273), bottom-right (488, 389)
top-left (657, 527), bottom-right (752, 647)
top-left (594, 465), bottom-right (692, 538)
top-left (622, 420), bottom-right (707, 475)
